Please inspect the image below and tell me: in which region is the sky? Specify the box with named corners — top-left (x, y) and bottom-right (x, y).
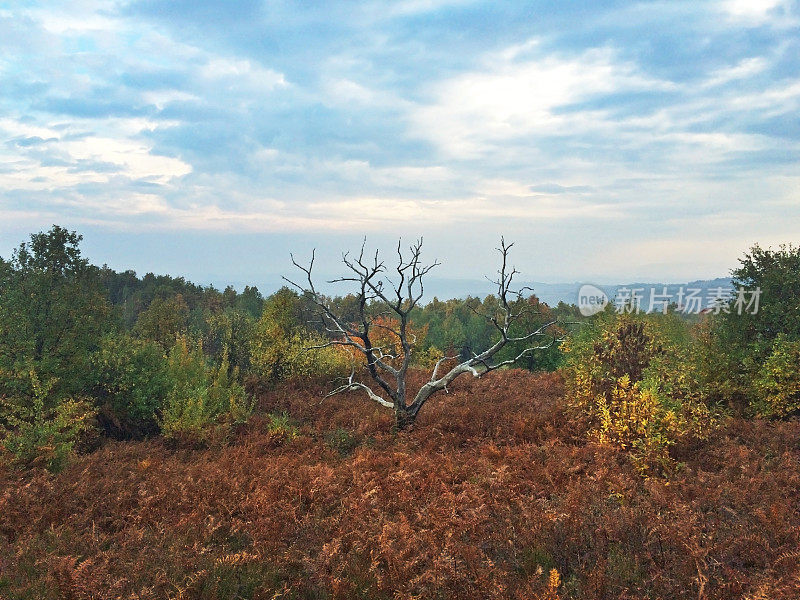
top-left (1, 0), bottom-right (799, 292)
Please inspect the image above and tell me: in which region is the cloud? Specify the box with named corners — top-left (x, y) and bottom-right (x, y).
top-left (200, 57), bottom-right (288, 91)
top-left (380, 0), bottom-right (478, 18)
top-left (721, 0), bottom-right (792, 22)
top-left (703, 57), bottom-right (769, 87)
top-left (0, 117), bottom-right (191, 193)
top-left (8, 136), bottom-right (59, 147)
top-left (408, 44), bottom-right (675, 158)
top-left (1, 0), bottom-right (799, 282)
top-left (529, 183), bottom-right (594, 194)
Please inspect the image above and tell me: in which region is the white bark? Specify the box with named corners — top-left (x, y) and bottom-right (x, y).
top-left (285, 237), bottom-right (561, 428)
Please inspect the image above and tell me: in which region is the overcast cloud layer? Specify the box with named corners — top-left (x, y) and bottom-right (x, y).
top-left (1, 0), bottom-right (799, 285)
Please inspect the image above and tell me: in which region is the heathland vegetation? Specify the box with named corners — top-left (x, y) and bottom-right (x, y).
top-left (1, 226), bottom-right (799, 599)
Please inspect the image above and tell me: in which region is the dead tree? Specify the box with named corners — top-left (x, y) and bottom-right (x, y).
top-left (285, 238), bottom-right (560, 430)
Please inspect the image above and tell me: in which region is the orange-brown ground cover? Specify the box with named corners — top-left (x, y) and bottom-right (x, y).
top-left (1, 370), bottom-right (799, 599)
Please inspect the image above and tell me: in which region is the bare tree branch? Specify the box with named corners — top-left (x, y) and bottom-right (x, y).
top-left (287, 238), bottom-right (563, 430)
top-left (325, 368), bottom-right (394, 408)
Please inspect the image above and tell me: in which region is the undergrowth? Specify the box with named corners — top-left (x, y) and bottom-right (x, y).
top-left (1, 371), bottom-right (799, 599)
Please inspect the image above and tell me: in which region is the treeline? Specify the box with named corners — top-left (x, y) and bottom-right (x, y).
top-left (0, 226), bottom-right (570, 470)
top-left (2, 226), bottom-right (799, 475)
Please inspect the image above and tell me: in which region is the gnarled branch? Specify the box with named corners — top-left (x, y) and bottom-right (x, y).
top-left (287, 238), bottom-right (563, 430)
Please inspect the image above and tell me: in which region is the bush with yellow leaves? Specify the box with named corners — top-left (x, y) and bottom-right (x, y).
top-left (563, 311), bottom-right (716, 474)
top-left (250, 325), bottom-right (353, 382)
top-left (534, 568), bottom-right (562, 600)
top-left (0, 369), bottom-right (96, 472)
top-left (249, 288), bottom-right (352, 383)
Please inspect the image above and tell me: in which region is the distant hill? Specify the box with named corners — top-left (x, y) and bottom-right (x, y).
top-left (415, 277), bottom-right (734, 310)
top-left (210, 276), bottom-right (735, 310)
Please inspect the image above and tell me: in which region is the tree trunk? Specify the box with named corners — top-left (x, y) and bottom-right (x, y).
top-left (394, 406), bottom-right (417, 431)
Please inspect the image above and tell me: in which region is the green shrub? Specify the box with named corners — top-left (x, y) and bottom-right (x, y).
top-left (159, 337), bottom-right (253, 446)
top-left (133, 293), bottom-right (190, 350)
top-left (698, 244), bottom-right (800, 413)
top-left (692, 316), bottom-right (759, 413)
top-left (265, 412), bottom-right (299, 443)
top-left (199, 308), bottom-right (255, 372)
top-left (90, 333), bottom-right (170, 438)
top-left (324, 427), bottom-right (360, 456)
top-left (754, 334), bottom-right (800, 418)
top-left (0, 370), bottom-right (95, 472)
top-left (208, 348), bottom-right (255, 428)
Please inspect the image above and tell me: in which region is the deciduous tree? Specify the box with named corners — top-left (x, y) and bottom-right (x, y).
top-left (0, 226), bottom-right (111, 397)
top-left (286, 238), bottom-right (560, 430)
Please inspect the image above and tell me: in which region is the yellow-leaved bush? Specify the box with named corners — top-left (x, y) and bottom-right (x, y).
top-left (411, 344), bottom-right (446, 370)
top-left (250, 304), bottom-right (352, 383)
top-left (562, 312), bottom-right (716, 474)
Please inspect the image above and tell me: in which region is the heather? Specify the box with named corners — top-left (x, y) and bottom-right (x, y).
top-left (2, 371), bottom-right (799, 599)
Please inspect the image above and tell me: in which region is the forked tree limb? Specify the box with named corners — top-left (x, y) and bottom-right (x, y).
top-left (284, 238), bottom-right (562, 428)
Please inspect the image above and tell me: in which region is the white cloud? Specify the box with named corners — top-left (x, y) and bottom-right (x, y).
top-left (143, 203), bottom-right (337, 232)
top-left (315, 158), bottom-right (457, 187)
top-left (52, 193), bottom-right (171, 216)
top-left (722, 0), bottom-right (786, 20)
top-left (201, 57), bottom-right (288, 91)
top-left (0, 117), bottom-right (192, 192)
top-left (703, 57), bottom-right (768, 87)
top-left (726, 79), bottom-right (800, 116)
top-left (31, 1), bottom-right (123, 35)
top-left (305, 191), bottom-right (621, 228)
top-left (63, 136), bottom-right (191, 183)
top-left (141, 90), bottom-right (200, 110)
top-left (368, 0), bottom-right (478, 19)
top-left (409, 44), bottom-right (674, 157)
top-left (322, 77), bottom-right (379, 106)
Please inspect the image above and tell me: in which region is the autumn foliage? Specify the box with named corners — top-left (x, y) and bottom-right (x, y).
top-left (2, 370), bottom-right (800, 599)
top-left (563, 313), bottom-right (716, 474)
